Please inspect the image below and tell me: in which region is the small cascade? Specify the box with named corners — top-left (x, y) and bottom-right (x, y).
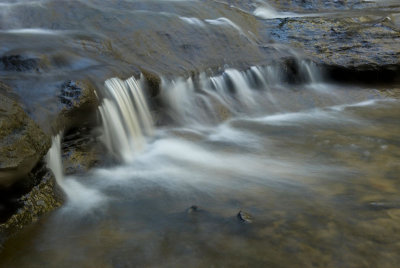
top-left (46, 134), bottom-right (105, 211)
top-left (98, 76), bottom-right (154, 161)
top-left (160, 60), bottom-right (321, 126)
top-left (46, 134), bottom-right (64, 186)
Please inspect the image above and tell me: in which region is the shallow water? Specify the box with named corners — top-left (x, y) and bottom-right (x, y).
top-left (1, 81), bottom-right (400, 267)
top-left (1, 0), bottom-right (400, 267)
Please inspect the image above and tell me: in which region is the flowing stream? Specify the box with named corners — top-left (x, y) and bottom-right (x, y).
top-left (2, 59), bottom-right (400, 267)
top-left (1, 0), bottom-right (400, 267)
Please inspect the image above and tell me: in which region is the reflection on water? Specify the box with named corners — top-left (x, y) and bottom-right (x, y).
top-left (1, 82), bottom-right (400, 267)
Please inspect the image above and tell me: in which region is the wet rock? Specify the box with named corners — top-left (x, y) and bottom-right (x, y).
top-left (187, 205), bottom-right (199, 214)
top-left (237, 210), bottom-right (253, 223)
top-left (261, 5), bottom-right (400, 84)
top-left (59, 80), bottom-right (98, 113)
top-left (57, 79), bottom-right (99, 132)
top-left (322, 64), bottom-right (400, 85)
top-left (0, 83), bottom-right (51, 188)
top-left (0, 168), bottom-right (63, 245)
top-left (0, 55), bottom-right (39, 72)
top-left (141, 69), bottom-right (161, 97)
top-left (62, 126), bottom-right (107, 175)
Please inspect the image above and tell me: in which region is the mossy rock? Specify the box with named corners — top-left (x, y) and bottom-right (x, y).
top-left (0, 171), bottom-right (63, 248)
top-left (55, 79), bottom-right (100, 133)
top-left (141, 69), bottom-right (162, 97)
top-left (0, 83), bottom-right (51, 188)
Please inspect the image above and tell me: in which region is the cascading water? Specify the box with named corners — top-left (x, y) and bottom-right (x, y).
top-left (46, 134), bottom-right (64, 186)
top-left (1, 0), bottom-right (399, 266)
top-left (159, 60), bottom-right (323, 126)
top-left (5, 53), bottom-right (399, 267)
top-left (46, 134), bottom-right (105, 211)
top-left (98, 76), bottom-right (154, 161)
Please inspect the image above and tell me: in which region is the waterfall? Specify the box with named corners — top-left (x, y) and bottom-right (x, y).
top-left (160, 60), bottom-right (320, 126)
top-left (46, 134), bottom-right (64, 186)
top-left (99, 76), bottom-right (154, 161)
top-left (95, 60), bottom-right (321, 157)
top-left (46, 133), bottom-right (105, 211)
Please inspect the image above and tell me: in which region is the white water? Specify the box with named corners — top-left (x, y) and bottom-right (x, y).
top-left (46, 134), bottom-right (64, 186)
top-left (46, 134), bottom-right (105, 212)
top-left (254, 6), bottom-right (300, 19)
top-left (99, 76), bottom-right (154, 161)
top-left (159, 60), bottom-right (323, 126)
top-left (0, 28), bottom-right (65, 35)
top-left (179, 16), bottom-right (205, 27)
top-left (47, 59), bottom-right (386, 214)
top-left (253, 3), bottom-right (327, 19)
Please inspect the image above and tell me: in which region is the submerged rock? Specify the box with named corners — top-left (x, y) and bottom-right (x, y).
top-left (59, 80), bottom-right (98, 117)
top-left (187, 205), bottom-right (199, 214)
top-left (237, 210), bottom-right (253, 223)
top-left (0, 83), bottom-right (51, 188)
top-left (0, 55), bottom-right (39, 72)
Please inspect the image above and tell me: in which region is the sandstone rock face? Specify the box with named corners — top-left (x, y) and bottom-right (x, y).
top-left (0, 83), bottom-right (51, 188)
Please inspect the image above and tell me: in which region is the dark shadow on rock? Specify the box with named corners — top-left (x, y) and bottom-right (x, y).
top-left (323, 64), bottom-right (400, 86)
top-left (0, 55), bottom-right (39, 72)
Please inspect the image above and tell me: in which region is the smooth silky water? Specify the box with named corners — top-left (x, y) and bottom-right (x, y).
top-left (1, 61), bottom-right (400, 267)
top-left (1, 0), bottom-right (400, 267)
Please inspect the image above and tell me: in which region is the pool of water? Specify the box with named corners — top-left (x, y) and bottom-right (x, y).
top-left (1, 83), bottom-right (399, 267)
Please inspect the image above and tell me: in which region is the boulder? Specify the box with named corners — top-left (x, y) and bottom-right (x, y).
top-left (0, 83), bottom-right (51, 188)
top-left (0, 168), bottom-right (63, 246)
top-left (56, 79), bottom-right (99, 133)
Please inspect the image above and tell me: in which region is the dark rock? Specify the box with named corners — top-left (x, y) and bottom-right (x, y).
top-left (141, 69), bottom-right (161, 97)
top-left (0, 168), bottom-right (63, 244)
top-left (0, 55), bottom-right (39, 72)
top-left (57, 79), bottom-right (99, 132)
top-left (0, 83), bottom-right (51, 188)
top-left (59, 80), bottom-right (98, 113)
top-left (59, 80), bottom-right (83, 109)
top-left (237, 210), bottom-right (253, 223)
top-left (322, 64), bottom-right (400, 85)
top-left (187, 205), bottom-right (199, 214)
